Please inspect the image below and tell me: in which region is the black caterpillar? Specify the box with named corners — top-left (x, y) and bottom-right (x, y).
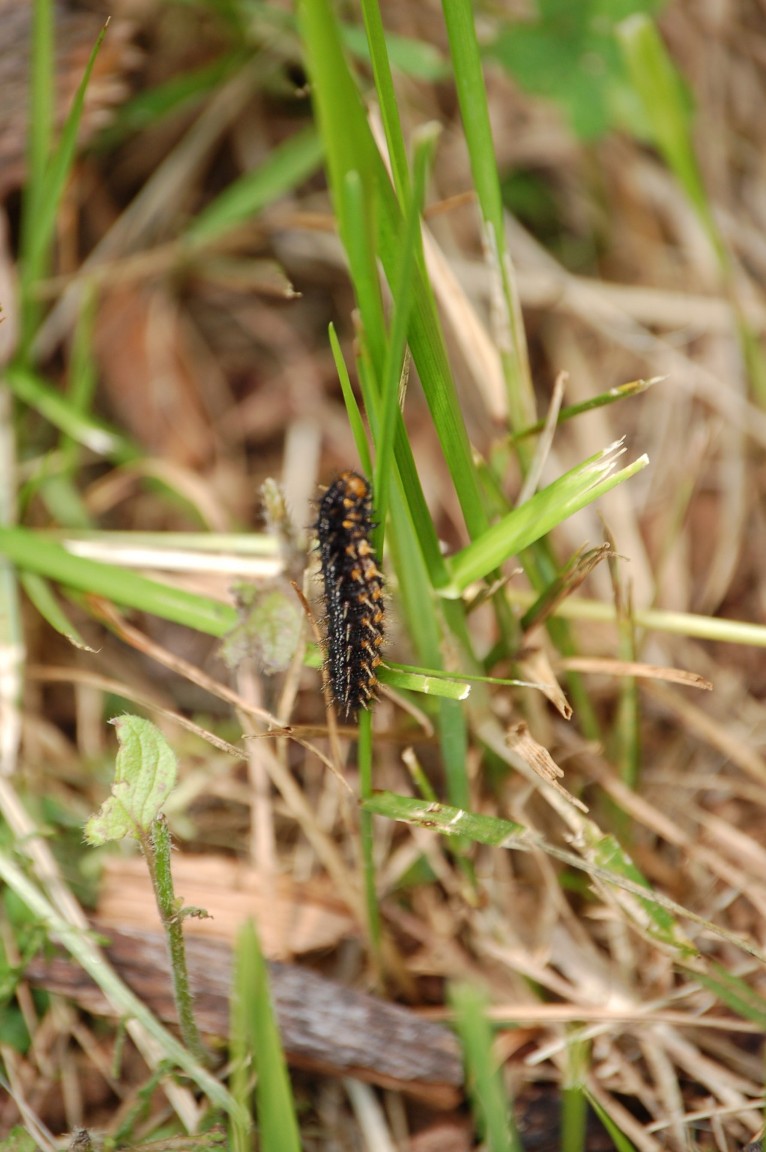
top-left (316, 471), bottom-right (385, 721)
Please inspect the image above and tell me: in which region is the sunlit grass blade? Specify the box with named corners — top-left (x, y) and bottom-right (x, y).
top-left (446, 444), bottom-right (649, 595)
top-left (0, 527), bottom-right (237, 636)
top-left (450, 982), bottom-right (522, 1152)
top-left (381, 664), bottom-right (472, 702)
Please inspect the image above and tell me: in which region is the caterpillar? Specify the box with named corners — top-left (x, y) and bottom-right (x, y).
top-left (316, 471), bottom-right (385, 721)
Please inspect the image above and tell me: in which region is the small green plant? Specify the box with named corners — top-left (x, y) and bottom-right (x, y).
top-left (488, 0), bottom-right (667, 141)
top-left (84, 715), bottom-right (209, 1064)
top-left (84, 715), bottom-right (301, 1147)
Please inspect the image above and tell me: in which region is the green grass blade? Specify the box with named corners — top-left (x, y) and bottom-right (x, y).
top-left (20, 572), bottom-right (96, 651)
top-left (6, 365), bottom-right (134, 459)
top-left (511, 377), bottom-right (659, 442)
top-left (441, 0), bottom-right (535, 433)
top-left (359, 0), bottom-right (410, 203)
top-left (341, 167), bottom-right (388, 393)
top-left (298, 0), bottom-right (488, 541)
top-left (0, 527), bottom-right (237, 636)
top-left (372, 126), bottom-right (437, 545)
top-left (231, 921), bottom-right (301, 1152)
top-left (446, 446), bottom-right (649, 595)
top-left (186, 125), bottom-right (323, 247)
top-left (18, 0), bottom-right (55, 357)
top-left (381, 664), bottom-right (471, 702)
top-left (691, 962), bottom-right (766, 1030)
top-left (562, 1036), bottom-right (589, 1152)
top-left (617, 15), bottom-right (722, 263)
top-left (450, 982), bottom-right (522, 1152)
top-left (328, 323), bottom-right (372, 475)
top-left (584, 1090), bottom-right (637, 1152)
top-left (19, 19), bottom-right (107, 358)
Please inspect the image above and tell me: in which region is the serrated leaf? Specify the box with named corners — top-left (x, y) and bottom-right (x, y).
top-left (84, 716), bottom-right (177, 844)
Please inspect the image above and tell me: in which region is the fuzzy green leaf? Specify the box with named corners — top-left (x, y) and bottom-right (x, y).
top-left (84, 716), bottom-right (177, 844)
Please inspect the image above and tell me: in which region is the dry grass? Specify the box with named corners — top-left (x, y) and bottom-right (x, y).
top-left (2, 2), bottom-right (766, 1150)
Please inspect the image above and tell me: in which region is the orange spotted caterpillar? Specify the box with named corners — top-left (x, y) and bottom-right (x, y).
top-left (316, 471), bottom-right (385, 721)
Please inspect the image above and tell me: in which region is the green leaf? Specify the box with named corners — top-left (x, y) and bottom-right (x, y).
top-left (84, 716), bottom-right (178, 844)
top-left (0, 526), bottom-right (238, 636)
top-left (221, 580), bottom-right (305, 676)
top-left (489, 0), bottom-right (667, 141)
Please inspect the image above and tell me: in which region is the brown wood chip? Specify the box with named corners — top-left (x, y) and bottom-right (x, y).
top-left (26, 924), bottom-right (464, 1109)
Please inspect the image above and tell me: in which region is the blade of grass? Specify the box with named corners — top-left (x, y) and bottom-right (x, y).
top-left (0, 526), bottom-right (237, 636)
top-left (358, 0), bottom-right (410, 203)
top-left (441, 0), bottom-right (534, 434)
top-left (450, 982), bottom-right (522, 1152)
top-left (584, 1090), bottom-right (638, 1152)
top-left (617, 16), bottom-right (766, 403)
top-left (363, 792), bottom-right (766, 963)
top-left (562, 1035), bottom-right (589, 1152)
top-left (617, 16), bottom-right (721, 263)
top-left (446, 445), bottom-right (649, 595)
top-left (510, 377), bottom-right (660, 442)
top-left (371, 124), bottom-right (438, 548)
top-left (298, 0), bottom-right (488, 541)
top-left (6, 365), bottom-right (134, 460)
top-left (18, 16), bottom-right (108, 359)
top-left (20, 572), bottom-right (96, 651)
top-left (231, 922), bottom-right (301, 1152)
top-left (328, 323), bottom-right (372, 476)
top-left (186, 125), bottom-right (323, 247)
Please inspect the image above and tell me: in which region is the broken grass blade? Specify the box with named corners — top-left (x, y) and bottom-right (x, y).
top-left (381, 664), bottom-right (471, 702)
top-left (445, 444), bottom-right (648, 595)
top-left (511, 377), bottom-right (662, 442)
top-left (363, 792), bottom-right (766, 964)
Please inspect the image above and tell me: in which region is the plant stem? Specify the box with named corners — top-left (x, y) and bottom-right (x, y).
top-left (144, 814), bottom-right (208, 1065)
